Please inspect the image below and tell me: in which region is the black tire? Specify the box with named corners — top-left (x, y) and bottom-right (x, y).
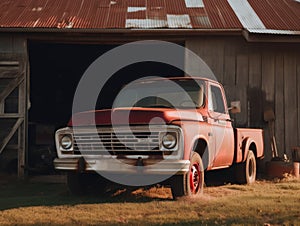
top-left (171, 152), bottom-right (204, 199)
top-left (235, 150), bottom-right (256, 184)
top-left (67, 172), bottom-right (87, 195)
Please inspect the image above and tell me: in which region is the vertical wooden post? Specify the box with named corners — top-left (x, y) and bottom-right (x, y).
top-left (17, 60), bottom-right (26, 179)
top-left (0, 101), bottom-right (4, 114)
top-left (18, 122), bottom-right (25, 179)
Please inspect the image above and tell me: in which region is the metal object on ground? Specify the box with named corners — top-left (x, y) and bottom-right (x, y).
top-left (292, 147), bottom-right (300, 162)
top-left (264, 108), bottom-right (278, 158)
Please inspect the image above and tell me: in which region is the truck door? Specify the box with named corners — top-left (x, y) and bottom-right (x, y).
top-left (208, 83), bottom-right (234, 167)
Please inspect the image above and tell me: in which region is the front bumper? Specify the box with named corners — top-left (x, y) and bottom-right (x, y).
top-left (54, 157), bottom-right (190, 175)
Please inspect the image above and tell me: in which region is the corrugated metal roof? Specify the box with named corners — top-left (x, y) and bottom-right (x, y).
top-left (0, 0), bottom-right (242, 29)
top-left (248, 29), bottom-right (300, 35)
top-left (227, 0), bottom-right (265, 29)
top-left (247, 0), bottom-right (300, 31)
top-left (0, 0), bottom-right (299, 34)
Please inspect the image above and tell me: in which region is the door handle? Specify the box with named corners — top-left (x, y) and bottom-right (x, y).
top-left (208, 132), bottom-right (213, 137)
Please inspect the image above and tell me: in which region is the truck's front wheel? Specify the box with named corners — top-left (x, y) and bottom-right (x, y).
top-left (171, 152), bottom-right (204, 199)
top-left (235, 150), bottom-right (256, 184)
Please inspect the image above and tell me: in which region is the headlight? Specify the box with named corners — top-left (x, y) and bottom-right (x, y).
top-left (60, 135), bottom-right (73, 150)
top-left (162, 133), bottom-right (177, 149)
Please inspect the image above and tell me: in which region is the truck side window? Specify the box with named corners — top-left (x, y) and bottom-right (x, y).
top-left (209, 85), bottom-right (225, 113)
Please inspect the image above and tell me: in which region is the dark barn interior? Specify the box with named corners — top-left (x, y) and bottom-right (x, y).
top-left (27, 41), bottom-right (184, 173)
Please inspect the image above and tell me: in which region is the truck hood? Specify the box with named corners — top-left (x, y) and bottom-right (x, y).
top-left (68, 107), bottom-right (204, 126)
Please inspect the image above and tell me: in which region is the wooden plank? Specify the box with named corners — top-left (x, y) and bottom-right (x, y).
top-left (248, 50), bottom-right (263, 127)
top-left (0, 53), bottom-right (23, 61)
top-left (223, 38), bottom-right (237, 86)
top-left (225, 85), bottom-right (247, 127)
top-left (0, 118), bottom-right (24, 154)
top-left (0, 36), bottom-right (13, 52)
top-left (284, 52), bottom-right (297, 157)
top-left (261, 51), bottom-right (275, 104)
top-left (18, 80), bottom-right (25, 114)
top-left (261, 50), bottom-right (275, 159)
top-left (248, 50), bottom-right (262, 88)
top-left (0, 61), bottom-right (19, 66)
top-left (0, 74), bottom-right (24, 102)
top-left (184, 38), bottom-right (216, 80)
top-left (0, 96), bottom-right (4, 114)
top-left (236, 53), bottom-right (249, 86)
top-left (0, 68), bottom-right (19, 78)
top-left (275, 53), bottom-right (285, 157)
top-left (18, 123), bottom-right (25, 179)
top-left (207, 38), bottom-right (224, 83)
top-left (13, 36), bottom-right (27, 54)
top-left (235, 50), bottom-right (249, 126)
top-left (0, 114), bottom-right (22, 118)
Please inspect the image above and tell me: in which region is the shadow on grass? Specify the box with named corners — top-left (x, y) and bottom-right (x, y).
top-left (0, 168), bottom-right (237, 211)
top-left (0, 177), bottom-right (173, 211)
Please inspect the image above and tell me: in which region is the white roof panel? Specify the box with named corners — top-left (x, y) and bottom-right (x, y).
top-left (185, 0), bottom-right (204, 8)
top-left (167, 14), bottom-right (192, 28)
top-left (125, 19), bottom-right (167, 28)
top-left (227, 0), bottom-right (265, 29)
top-left (127, 7), bottom-right (146, 13)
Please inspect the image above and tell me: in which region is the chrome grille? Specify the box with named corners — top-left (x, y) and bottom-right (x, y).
top-left (73, 128), bottom-right (160, 154)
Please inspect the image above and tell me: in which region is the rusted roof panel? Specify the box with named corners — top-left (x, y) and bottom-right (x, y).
top-left (165, 0), bottom-right (188, 15)
top-left (0, 0), bottom-right (240, 29)
top-left (0, 0), bottom-right (298, 34)
top-left (248, 0), bottom-right (300, 31)
top-left (204, 0), bottom-right (242, 29)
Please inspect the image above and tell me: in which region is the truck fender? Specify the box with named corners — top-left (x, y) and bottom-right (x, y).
top-left (241, 137), bottom-right (256, 163)
top-left (190, 136), bottom-right (210, 170)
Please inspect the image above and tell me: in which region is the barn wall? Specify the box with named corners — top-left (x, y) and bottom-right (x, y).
top-left (186, 36), bottom-right (300, 160)
top-left (0, 34), bottom-right (27, 176)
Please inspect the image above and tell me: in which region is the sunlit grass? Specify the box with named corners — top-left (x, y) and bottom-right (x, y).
top-left (0, 175), bottom-right (299, 225)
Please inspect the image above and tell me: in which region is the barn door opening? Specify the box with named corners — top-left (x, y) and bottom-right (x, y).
top-left (28, 41), bottom-right (184, 174)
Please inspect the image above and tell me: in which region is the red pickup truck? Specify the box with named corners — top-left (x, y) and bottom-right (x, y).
top-left (54, 77), bottom-right (264, 198)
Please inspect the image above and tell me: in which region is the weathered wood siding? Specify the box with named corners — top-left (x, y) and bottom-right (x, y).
top-left (186, 37), bottom-right (300, 160)
top-left (0, 34), bottom-right (27, 177)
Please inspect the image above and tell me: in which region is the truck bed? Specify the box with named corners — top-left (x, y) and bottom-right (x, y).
top-left (234, 128), bottom-right (264, 163)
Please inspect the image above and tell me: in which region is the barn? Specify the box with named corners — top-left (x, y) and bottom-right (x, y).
top-left (0, 0), bottom-right (299, 177)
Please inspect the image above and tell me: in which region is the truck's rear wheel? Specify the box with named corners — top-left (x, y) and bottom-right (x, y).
top-left (171, 152), bottom-right (204, 199)
top-left (235, 150), bottom-right (256, 184)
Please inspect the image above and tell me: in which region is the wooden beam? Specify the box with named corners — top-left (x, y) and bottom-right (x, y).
top-left (0, 118), bottom-right (24, 154)
top-left (284, 52), bottom-right (297, 156)
top-left (0, 74), bottom-right (24, 103)
top-left (275, 54), bottom-right (285, 154)
top-left (18, 75), bottom-right (26, 178)
top-left (0, 61), bottom-right (19, 66)
top-left (0, 101), bottom-right (3, 114)
top-left (0, 114), bottom-right (22, 118)
top-left (0, 68), bottom-right (19, 78)
top-left (18, 123), bottom-right (25, 179)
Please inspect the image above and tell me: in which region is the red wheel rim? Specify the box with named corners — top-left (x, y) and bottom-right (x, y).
top-left (189, 163), bottom-right (201, 194)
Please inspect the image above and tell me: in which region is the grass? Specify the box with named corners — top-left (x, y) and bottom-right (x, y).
top-left (0, 174), bottom-right (299, 225)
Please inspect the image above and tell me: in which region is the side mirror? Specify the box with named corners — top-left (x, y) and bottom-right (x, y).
top-left (228, 101), bottom-right (241, 114)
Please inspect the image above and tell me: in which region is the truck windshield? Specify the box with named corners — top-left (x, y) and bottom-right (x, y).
top-left (113, 79), bottom-right (205, 109)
